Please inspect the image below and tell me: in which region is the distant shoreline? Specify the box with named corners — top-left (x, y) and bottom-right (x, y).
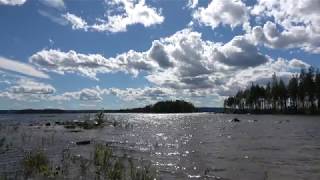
top-left (0, 107), bottom-right (224, 114)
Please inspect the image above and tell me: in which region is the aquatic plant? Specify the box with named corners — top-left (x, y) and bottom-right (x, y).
top-left (107, 158), bottom-right (125, 180)
top-left (93, 143), bottom-right (156, 180)
top-left (94, 144), bottom-right (112, 167)
top-left (129, 158), bottom-right (155, 180)
top-left (0, 174), bottom-right (8, 180)
top-left (95, 111), bottom-right (105, 126)
top-left (22, 151), bottom-right (50, 177)
top-left (61, 148), bottom-right (71, 176)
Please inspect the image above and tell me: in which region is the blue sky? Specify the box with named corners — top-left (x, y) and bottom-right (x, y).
top-left (0, 0), bottom-right (319, 109)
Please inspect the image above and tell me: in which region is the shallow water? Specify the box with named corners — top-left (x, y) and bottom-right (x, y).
top-left (0, 113), bottom-right (320, 179)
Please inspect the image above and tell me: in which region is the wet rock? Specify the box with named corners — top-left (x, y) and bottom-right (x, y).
top-left (230, 118), bottom-right (240, 122)
top-left (76, 140), bottom-right (91, 145)
top-left (45, 122), bottom-right (51, 126)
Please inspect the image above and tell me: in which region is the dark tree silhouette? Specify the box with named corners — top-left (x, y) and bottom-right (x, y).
top-left (224, 67), bottom-right (320, 114)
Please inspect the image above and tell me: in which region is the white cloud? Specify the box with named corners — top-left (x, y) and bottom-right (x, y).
top-left (0, 56), bottom-right (49, 79)
top-left (64, 0), bottom-right (164, 33)
top-left (193, 0), bottom-right (249, 29)
top-left (222, 58), bottom-right (310, 96)
top-left (39, 0), bottom-right (65, 9)
top-left (145, 29), bottom-right (268, 90)
top-left (9, 79), bottom-right (56, 94)
top-left (0, 0), bottom-right (26, 6)
top-left (187, 0), bottom-right (198, 8)
top-left (38, 10), bottom-right (68, 26)
top-left (250, 0), bottom-right (320, 53)
top-left (29, 49), bottom-right (157, 80)
top-left (50, 86), bottom-right (109, 101)
top-left (0, 78), bottom-right (55, 101)
top-left (27, 29), bottom-right (309, 103)
top-left (62, 13), bottom-right (88, 30)
top-left (109, 87), bottom-right (175, 102)
top-left (29, 49), bottom-right (119, 80)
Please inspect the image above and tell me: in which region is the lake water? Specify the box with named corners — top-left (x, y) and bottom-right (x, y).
top-left (0, 113), bottom-right (320, 179)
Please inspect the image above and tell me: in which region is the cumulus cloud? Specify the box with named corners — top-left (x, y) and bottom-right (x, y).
top-left (50, 86), bottom-right (109, 101)
top-left (0, 78), bottom-right (56, 101)
top-left (29, 49), bottom-right (157, 79)
top-left (91, 0), bottom-right (164, 33)
top-left (148, 41), bottom-right (173, 68)
top-left (193, 0), bottom-right (249, 29)
top-left (62, 0), bottom-right (164, 33)
top-left (218, 35), bottom-right (268, 67)
top-left (29, 49), bottom-right (120, 80)
top-left (145, 29), bottom-right (269, 90)
top-left (0, 56), bottom-right (49, 79)
top-left (109, 87), bottom-right (175, 102)
top-left (250, 0), bottom-right (320, 53)
top-left (0, 0), bottom-right (26, 6)
top-left (27, 29), bottom-right (309, 104)
top-left (9, 79), bottom-right (56, 94)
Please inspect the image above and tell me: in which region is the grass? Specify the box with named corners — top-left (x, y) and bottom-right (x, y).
top-left (18, 143), bottom-right (157, 179)
top-left (22, 150), bottom-right (62, 178)
top-left (93, 144), bottom-right (156, 180)
top-left (22, 151), bottom-right (50, 177)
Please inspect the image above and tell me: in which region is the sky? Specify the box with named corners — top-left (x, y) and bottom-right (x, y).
top-left (0, 0), bottom-right (319, 110)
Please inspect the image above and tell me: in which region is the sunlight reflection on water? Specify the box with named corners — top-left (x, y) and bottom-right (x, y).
top-left (0, 113), bottom-right (320, 179)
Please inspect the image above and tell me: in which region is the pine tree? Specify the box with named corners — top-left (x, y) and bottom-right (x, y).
top-left (288, 76), bottom-right (298, 110)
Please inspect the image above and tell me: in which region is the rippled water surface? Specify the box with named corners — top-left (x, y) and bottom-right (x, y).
top-left (0, 113), bottom-right (320, 179)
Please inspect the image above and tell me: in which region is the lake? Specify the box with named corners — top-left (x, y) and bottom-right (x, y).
top-left (0, 113), bottom-right (319, 179)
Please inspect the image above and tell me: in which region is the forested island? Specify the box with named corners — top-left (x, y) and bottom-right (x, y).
top-left (224, 67), bottom-right (320, 114)
top-left (121, 100), bottom-right (197, 113)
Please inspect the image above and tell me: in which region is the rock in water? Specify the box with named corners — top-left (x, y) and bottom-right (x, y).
top-left (231, 118), bottom-right (240, 122)
top-left (76, 140), bottom-right (91, 145)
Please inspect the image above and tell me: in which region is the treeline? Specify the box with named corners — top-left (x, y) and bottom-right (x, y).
top-left (224, 67), bottom-right (320, 114)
